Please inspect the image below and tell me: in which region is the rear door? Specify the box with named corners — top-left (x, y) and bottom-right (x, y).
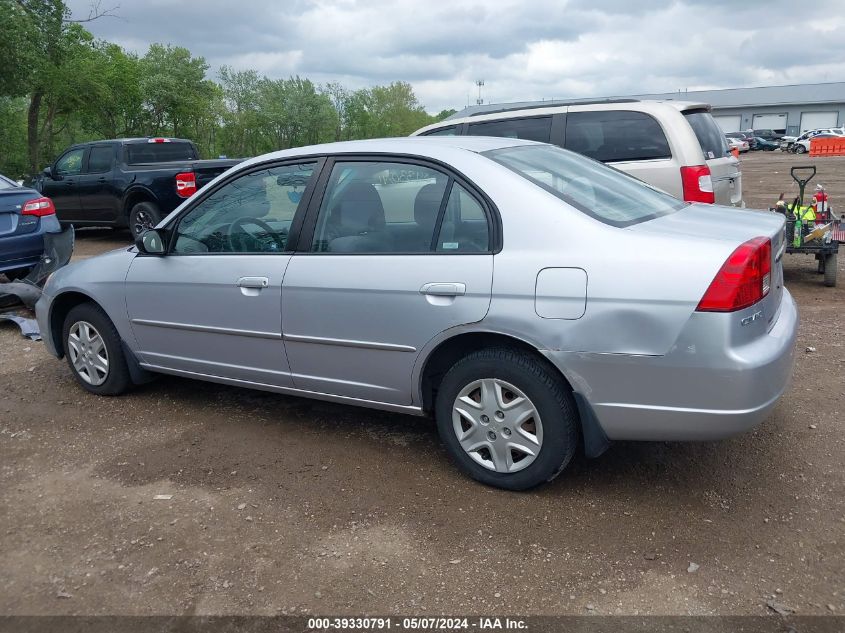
top-left (683, 109), bottom-right (742, 206)
top-left (564, 109), bottom-right (681, 197)
top-left (75, 144), bottom-right (120, 222)
top-left (281, 157), bottom-right (494, 406)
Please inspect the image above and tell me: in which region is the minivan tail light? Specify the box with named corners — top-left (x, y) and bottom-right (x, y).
top-left (680, 165), bottom-right (715, 203)
top-left (175, 172), bottom-right (197, 198)
top-left (696, 237), bottom-right (771, 312)
top-left (21, 196), bottom-right (56, 217)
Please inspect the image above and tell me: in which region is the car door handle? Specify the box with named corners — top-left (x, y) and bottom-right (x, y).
top-left (420, 282), bottom-right (466, 297)
top-left (237, 276), bottom-right (269, 289)
top-left (97, 177), bottom-right (107, 183)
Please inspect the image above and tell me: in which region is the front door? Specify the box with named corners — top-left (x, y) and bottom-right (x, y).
top-left (125, 160), bottom-right (319, 387)
top-left (282, 159), bottom-right (494, 406)
top-left (43, 147), bottom-right (85, 222)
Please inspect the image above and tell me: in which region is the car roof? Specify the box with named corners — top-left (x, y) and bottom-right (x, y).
top-left (234, 136), bottom-right (538, 170)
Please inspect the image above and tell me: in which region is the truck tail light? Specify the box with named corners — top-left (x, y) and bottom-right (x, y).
top-left (696, 237), bottom-right (771, 312)
top-left (680, 165), bottom-right (715, 204)
top-left (175, 172), bottom-right (197, 198)
top-left (21, 196), bottom-right (56, 217)
top-left (148, 137), bottom-right (171, 143)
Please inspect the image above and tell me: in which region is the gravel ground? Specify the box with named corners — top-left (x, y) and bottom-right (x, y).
top-left (0, 151), bottom-right (843, 616)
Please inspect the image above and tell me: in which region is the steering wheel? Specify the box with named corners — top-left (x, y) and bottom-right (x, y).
top-left (227, 217), bottom-right (286, 252)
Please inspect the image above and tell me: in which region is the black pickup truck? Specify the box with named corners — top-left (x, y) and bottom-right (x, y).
top-left (36, 138), bottom-right (242, 238)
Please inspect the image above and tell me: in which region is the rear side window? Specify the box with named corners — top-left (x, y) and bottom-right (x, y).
top-left (467, 116), bottom-right (552, 143)
top-left (421, 126), bottom-right (458, 136)
top-left (87, 146), bottom-right (114, 173)
top-left (125, 142), bottom-right (198, 164)
top-left (684, 111), bottom-right (728, 160)
top-left (564, 111), bottom-right (671, 162)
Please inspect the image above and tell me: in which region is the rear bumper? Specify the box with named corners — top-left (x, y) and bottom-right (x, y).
top-left (543, 289), bottom-right (799, 441)
top-left (0, 216), bottom-right (61, 273)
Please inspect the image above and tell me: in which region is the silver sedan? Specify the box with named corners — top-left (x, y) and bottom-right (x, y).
top-left (36, 137), bottom-right (797, 490)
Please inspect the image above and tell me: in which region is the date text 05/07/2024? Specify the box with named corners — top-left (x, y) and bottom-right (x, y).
top-left (306, 617), bottom-right (528, 630)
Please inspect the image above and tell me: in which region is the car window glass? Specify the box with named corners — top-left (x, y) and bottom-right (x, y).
top-left (486, 144), bottom-right (684, 227)
top-left (422, 126), bottom-right (458, 136)
top-left (86, 146), bottom-right (113, 173)
top-left (311, 161), bottom-right (450, 254)
top-left (564, 111), bottom-right (671, 162)
top-left (684, 111), bottom-right (728, 159)
top-left (173, 162), bottom-right (315, 254)
top-left (467, 117), bottom-right (552, 143)
top-left (56, 149), bottom-right (84, 175)
top-left (436, 184), bottom-right (489, 252)
top-left (126, 142), bottom-right (197, 164)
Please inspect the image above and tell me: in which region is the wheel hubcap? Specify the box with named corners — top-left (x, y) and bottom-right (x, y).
top-left (452, 378), bottom-right (543, 473)
top-left (67, 321), bottom-right (109, 386)
top-left (134, 210), bottom-right (154, 236)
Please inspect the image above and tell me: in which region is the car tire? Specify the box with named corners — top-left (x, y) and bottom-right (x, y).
top-left (129, 201), bottom-right (161, 240)
top-left (434, 347), bottom-right (579, 491)
top-left (824, 253), bottom-right (837, 287)
top-left (795, 145), bottom-right (807, 154)
top-left (62, 302), bottom-right (131, 396)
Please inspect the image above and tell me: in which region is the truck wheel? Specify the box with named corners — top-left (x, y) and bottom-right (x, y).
top-left (129, 201), bottom-right (161, 240)
top-left (824, 253), bottom-right (837, 287)
top-left (435, 347), bottom-right (579, 491)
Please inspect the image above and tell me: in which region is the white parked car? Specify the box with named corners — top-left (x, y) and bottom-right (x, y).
top-left (725, 137), bottom-right (749, 153)
top-left (413, 99), bottom-right (743, 207)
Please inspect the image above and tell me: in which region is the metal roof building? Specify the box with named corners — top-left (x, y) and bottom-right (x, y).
top-left (450, 82), bottom-right (845, 136)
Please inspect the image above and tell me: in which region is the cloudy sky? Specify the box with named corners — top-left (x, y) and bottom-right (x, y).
top-left (66, 0), bottom-right (845, 113)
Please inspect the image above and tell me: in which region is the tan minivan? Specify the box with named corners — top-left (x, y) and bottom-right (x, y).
top-left (412, 99), bottom-right (743, 207)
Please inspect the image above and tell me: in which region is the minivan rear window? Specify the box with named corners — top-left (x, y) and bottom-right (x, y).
top-left (485, 144), bottom-right (684, 227)
top-left (684, 111), bottom-right (728, 160)
top-left (564, 111), bottom-right (671, 162)
top-left (125, 142), bottom-right (198, 164)
top-left (467, 116), bottom-right (552, 143)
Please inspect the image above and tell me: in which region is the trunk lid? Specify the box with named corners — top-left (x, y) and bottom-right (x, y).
top-left (632, 204), bottom-right (785, 328)
top-left (0, 188), bottom-right (39, 238)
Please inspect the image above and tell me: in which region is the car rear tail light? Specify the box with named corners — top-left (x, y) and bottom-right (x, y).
top-left (696, 237), bottom-right (772, 312)
top-left (680, 165), bottom-right (715, 204)
top-left (21, 196), bottom-right (56, 217)
top-left (148, 137), bottom-right (170, 143)
top-left (175, 172), bottom-right (197, 198)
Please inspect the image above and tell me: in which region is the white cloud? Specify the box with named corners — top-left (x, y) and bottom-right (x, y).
top-left (66, 0), bottom-right (845, 112)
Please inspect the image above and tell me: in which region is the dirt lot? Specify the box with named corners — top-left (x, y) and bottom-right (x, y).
top-left (1, 151), bottom-right (843, 617)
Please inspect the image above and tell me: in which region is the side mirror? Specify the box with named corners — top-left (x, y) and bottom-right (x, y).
top-left (43, 166), bottom-right (59, 180)
top-left (136, 229), bottom-right (166, 255)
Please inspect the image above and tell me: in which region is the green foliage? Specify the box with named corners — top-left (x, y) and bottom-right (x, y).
top-left (0, 1), bottom-right (451, 177)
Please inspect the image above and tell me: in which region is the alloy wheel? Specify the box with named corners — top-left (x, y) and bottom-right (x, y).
top-left (67, 320), bottom-right (109, 386)
top-left (452, 378), bottom-right (543, 473)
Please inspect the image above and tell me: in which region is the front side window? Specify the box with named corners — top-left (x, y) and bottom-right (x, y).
top-left (486, 144), bottom-right (684, 227)
top-left (564, 111), bottom-right (671, 162)
top-left (172, 162), bottom-right (315, 254)
top-left (467, 116), bottom-right (552, 143)
top-left (56, 149), bottom-right (84, 175)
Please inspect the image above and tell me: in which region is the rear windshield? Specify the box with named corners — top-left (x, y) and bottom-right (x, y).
top-left (684, 111), bottom-right (728, 160)
top-left (125, 142), bottom-right (198, 164)
top-left (485, 144), bottom-right (684, 227)
top-left (0, 175), bottom-right (16, 190)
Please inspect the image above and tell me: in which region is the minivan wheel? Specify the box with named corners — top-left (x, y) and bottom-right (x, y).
top-left (62, 303), bottom-right (131, 395)
top-left (435, 347), bottom-right (579, 490)
top-left (129, 201), bottom-right (161, 240)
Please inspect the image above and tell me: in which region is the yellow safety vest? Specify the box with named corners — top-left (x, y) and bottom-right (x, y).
top-left (797, 205), bottom-right (816, 223)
